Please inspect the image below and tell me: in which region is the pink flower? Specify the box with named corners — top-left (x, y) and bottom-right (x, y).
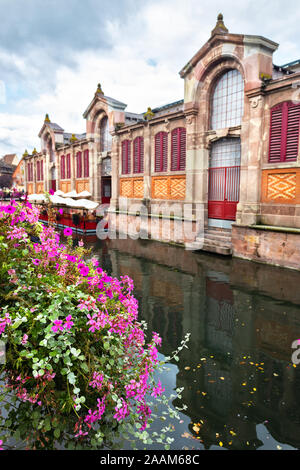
top-left (32, 258), bottom-right (41, 266)
top-left (49, 189), bottom-right (55, 195)
top-left (151, 380), bottom-right (165, 398)
top-left (58, 208), bottom-right (63, 215)
top-left (63, 227), bottom-right (73, 237)
top-left (0, 439), bottom-right (3, 450)
top-left (152, 332), bottom-right (162, 347)
top-left (64, 315), bottom-right (74, 330)
top-left (5, 205), bottom-right (16, 215)
top-left (80, 266), bottom-right (90, 277)
top-left (51, 319), bottom-right (64, 333)
top-left (21, 334), bottom-right (28, 345)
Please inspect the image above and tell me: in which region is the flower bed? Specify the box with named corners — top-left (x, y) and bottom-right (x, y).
top-left (0, 195), bottom-right (188, 450)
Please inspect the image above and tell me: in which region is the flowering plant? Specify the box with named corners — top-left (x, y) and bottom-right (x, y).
top-left (0, 198), bottom-right (188, 450)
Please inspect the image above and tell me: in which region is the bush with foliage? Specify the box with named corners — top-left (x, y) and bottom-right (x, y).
top-left (0, 196), bottom-right (188, 450)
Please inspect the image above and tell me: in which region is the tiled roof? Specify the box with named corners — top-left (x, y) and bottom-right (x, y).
top-left (2, 154), bottom-right (17, 165)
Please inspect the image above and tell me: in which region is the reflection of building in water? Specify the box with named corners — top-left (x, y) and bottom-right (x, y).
top-left (100, 238), bottom-right (300, 449)
top-left (205, 272), bottom-right (235, 355)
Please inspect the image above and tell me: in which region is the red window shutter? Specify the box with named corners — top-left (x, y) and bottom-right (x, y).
top-left (155, 134), bottom-right (161, 172)
top-left (162, 132), bottom-right (168, 171)
top-left (66, 154), bottom-right (71, 179)
top-left (41, 160), bottom-right (44, 181)
top-left (286, 102), bottom-right (300, 161)
top-left (134, 138), bottom-right (138, 173)
top-left (61, 155), bottom-right (65, 179)
top-left (171, 129), bottom-right (178, 171)
top-left (37, 161), bottom-right (40, 181)
top-left (122, 140), bottom-right (131, 174)
top-left (84, 150), bottom-right (89, 177)
top-left (76, 152), bottom-right (82, 178)
top-left (269, 104), bottom-right (283, 163)
top-left (155, 132), bottom-right (168, 172)
top-left (269, 102), bottom-right (300, 163)
top-left (133, 137), bottom-right (144, 173)
top-left (140, 137), bottom-right (144, 173)
top-left (171, 128), bottom-right (186, 171)
top-left (179, 128), bottom-right (186, 171)
top-left (127, 141), bottom-right (131, 174)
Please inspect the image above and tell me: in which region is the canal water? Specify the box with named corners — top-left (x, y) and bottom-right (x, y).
top-left (90, 237), bottom-right (300, 451)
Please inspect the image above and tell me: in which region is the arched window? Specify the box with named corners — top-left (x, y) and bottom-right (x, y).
top-left (122, 140), bottom-right (131, 174)
top-left (210, 69), bottom-right (244, 130)
top-left (171, 127), bottom-right (186, 171)
top-left (269, 101), bottom-right (300, 163)
top-left (155, 132), bottom-right (168, 172)
top-left (100, 116), bottom-right (112, 152)
top-left (133, 137), bottom-right (144, 173)
top-left (61, 155), bottom-right (65, 179)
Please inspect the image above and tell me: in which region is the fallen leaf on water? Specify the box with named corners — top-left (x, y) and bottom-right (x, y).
top-left (193, 425), bottom-right (200, 433)
top-left (184, 367), bottom-right (191, 371)
top-left (219, 442), bottom-right (223, 447)
top-left (220, 377), bottom-right (225, 380)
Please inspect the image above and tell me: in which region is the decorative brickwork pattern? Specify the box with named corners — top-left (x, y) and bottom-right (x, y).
top-left (152, 175), bottom-right (186, 200)
top-left (75, 180), bottom-right (90, 193)
top-left (60, 181), bottom-right (72, 193)
top-left (36, 183), bottom-right (44, 194)
top-left (267, 173), bottom-right (296, 201)
top-left (120, 178), bottom-right (144, 198)
top-left (261, 168), bottom-right (300, 205)
top-left (133, 178), bottom-right (144, 198)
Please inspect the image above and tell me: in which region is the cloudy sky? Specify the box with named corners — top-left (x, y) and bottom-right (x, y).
top-left (0, 0), bottom-right (300, 159)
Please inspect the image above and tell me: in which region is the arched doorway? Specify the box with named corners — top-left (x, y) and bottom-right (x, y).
top-left (208, 68), bottom-right (244, 224)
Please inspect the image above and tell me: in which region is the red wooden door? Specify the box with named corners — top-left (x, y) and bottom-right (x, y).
top-left (101, 177), bottom-right (111, 204)
top-left (51, 180), bottom-right (56, 191)
top-left (208, 165), bottom-right (240, 220)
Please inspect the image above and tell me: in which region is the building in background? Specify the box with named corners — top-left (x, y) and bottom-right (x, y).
top-left (12, 158), bottom-right (25, 191)
top-left (23, 15), bottom-right (300, 270)
top-left (0, 154), bottom-right (18, 188)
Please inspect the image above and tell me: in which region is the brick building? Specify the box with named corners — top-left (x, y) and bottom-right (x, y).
top-left (23, 15), bottom-right (300, 270)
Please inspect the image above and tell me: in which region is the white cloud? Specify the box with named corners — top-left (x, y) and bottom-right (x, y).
top-left (1, 0), bottom-right (300, 157)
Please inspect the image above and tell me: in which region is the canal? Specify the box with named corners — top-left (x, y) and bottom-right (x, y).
top-left (90, 237), bottom-right (300, 450)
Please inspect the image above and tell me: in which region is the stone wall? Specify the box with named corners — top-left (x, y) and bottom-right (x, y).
top-left (232, 224), bottom-right (300, 270)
